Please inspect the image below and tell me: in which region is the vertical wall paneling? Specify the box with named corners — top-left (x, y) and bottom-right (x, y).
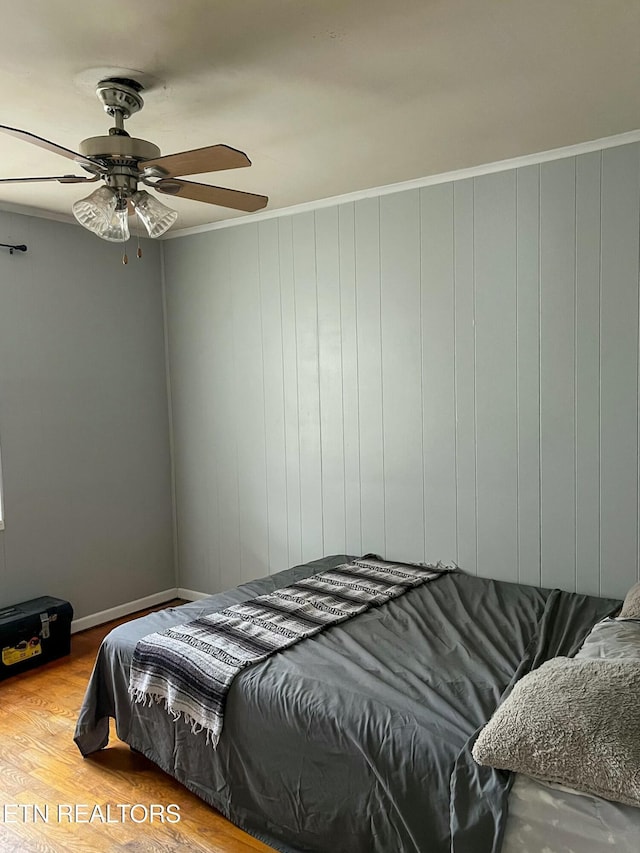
top-left (168, 235), bottom-right (213, 593)
top-left (420, 184), bottom-right (457, 562)
top-left (473, 171), bottom-right (518, 581)
top-left (315, 207), bottom-right (346, 555)
top-left (258, 219), bottom-right (289, 572)
top-left (380, 191), bottom-right (424, 561)
top-left (164, 141), bottom-right (640, 600)
top-left (599, 144), bottom-right (640, 596)
top-left (212, 230), bottom-right (242, 590)
top-left (575, 152), bottom-right (602, 596)
top-left (540, 158), bottom-right (577, 591)
top-left (516, 165), bottom-right (541, 587)
top-left (228, 225), bottom-right (269, 581)
top-left (278, 217), bottom-right (303, 566)
top-left (354, 198), bottom-right (386, 556)
top-left (292, 212), bottom-right (324, 562)
top-left (453, 179), bottom-right (477, 574)
top-left (199, 234), bottom-right (223, 593)
top-left (338, 203), bottom-right (362, 556)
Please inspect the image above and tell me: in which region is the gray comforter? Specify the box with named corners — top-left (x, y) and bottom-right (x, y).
top-left (74, 555), bottom-right (619, 853)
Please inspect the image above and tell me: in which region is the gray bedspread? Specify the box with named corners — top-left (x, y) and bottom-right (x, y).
top-left (74, 555), bottom-right (619, 853)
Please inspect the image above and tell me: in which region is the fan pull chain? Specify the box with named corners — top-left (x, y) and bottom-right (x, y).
top-left (135, 210), bottom-right (143, 259)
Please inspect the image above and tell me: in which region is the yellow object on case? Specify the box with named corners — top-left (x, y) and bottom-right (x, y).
top-left (2, 638), bottom-right (42, 666)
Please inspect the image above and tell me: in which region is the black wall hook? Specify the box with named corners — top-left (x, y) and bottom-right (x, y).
top-left (0, 243), bottom-right (27, 255)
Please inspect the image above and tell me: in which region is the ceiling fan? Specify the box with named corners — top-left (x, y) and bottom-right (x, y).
top-left (0, 77), bottom-right (268, 246)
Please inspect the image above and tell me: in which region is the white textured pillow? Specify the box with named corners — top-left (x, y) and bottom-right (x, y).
top-left (472, 656), bottom-right (640, 807)
top-left (619, 582), bottom-right (640, 618)
top-left (576, 618), bottom-right (640, 661)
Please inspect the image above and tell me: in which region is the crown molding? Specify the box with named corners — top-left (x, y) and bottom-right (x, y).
top-left (0, 200), bottom-right (76, 227)
top-left (163, 127), bottom-right (640, 240)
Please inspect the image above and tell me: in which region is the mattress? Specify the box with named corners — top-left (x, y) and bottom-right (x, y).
top-left (74, 555), bottom-right (621, 853)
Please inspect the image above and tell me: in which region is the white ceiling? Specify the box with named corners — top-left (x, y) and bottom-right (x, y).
top-left (0, 0), bottom-right (638, 234)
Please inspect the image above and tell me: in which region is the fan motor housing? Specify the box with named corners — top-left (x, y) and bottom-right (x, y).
top-left (78, 135), bottom-right (160, 163)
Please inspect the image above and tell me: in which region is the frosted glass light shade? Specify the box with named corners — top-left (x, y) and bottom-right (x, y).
top-left (72, 186), bottom-right (118, 235)
top-left (131, 190), bottom-right (178, 237)
top-left (100, 206), bottom-right (130, 242)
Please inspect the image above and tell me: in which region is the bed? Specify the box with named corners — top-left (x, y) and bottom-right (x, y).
top-left (74, 555), bottom-right (638, 852)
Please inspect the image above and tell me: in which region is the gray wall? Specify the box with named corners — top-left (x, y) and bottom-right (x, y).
top-left (0, 211), bottom-right (174, 619)
top-left (163, 141), bottom-right (640, 600)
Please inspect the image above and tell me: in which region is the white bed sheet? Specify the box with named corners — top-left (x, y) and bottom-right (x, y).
top-left (502, 774), bottom-right (640, 853)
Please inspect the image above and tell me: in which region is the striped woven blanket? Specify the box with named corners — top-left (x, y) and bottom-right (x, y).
top-left (129, 556), bottom-right (446, 747)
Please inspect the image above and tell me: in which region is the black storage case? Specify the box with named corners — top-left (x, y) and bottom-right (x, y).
top-left (0, 596), bottom-right (73, 680)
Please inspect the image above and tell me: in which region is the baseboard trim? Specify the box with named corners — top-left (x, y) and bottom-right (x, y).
top-left (71, 588), bottom-right (179, 634)
top-left (177, 587), bottom-right (211, 601)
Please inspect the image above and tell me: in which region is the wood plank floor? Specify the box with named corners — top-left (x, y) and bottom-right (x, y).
top-left (0, 601), bottom-right (276, 853)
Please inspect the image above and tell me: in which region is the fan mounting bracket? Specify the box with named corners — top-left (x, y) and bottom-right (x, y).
top-left (96, 78), bottom-right (144, 121)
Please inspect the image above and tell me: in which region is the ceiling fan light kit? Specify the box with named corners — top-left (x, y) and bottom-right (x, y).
top-left (0, 76), bottom-right (268, 253)
top-left (71, 185), bottom-right (177, 242)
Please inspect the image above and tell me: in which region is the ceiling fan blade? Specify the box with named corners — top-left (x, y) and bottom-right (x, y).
top-left (0, 125), bottom-right (102, 171)
top-left (140, 145), bottom-right (251, 178)
top-left (155, 178), bottom-right (268, 212)
top-left (0, 174), bottom-right (99, 184)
